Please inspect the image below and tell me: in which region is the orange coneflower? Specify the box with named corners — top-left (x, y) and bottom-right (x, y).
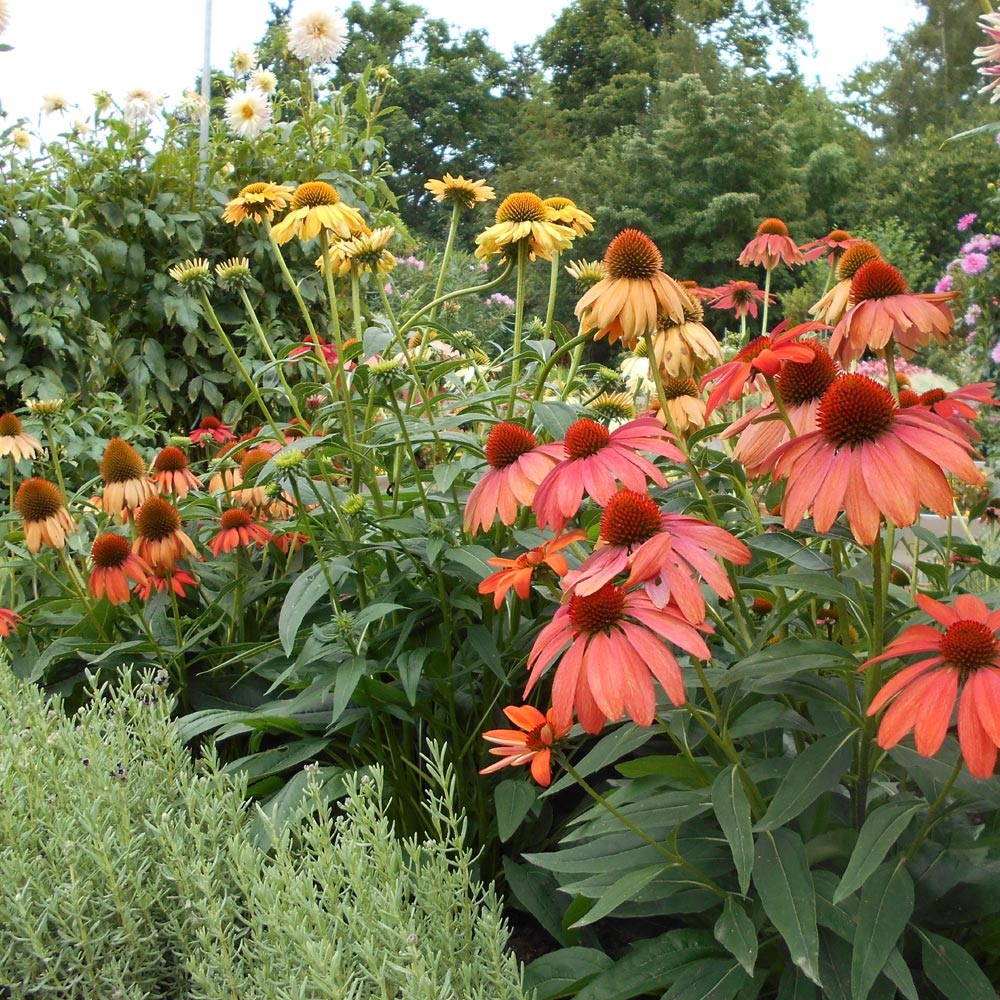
top-left (132, 497), bottom-right (197, 572)
top-left (477, 530), bottom-right (587, 609)
top-left (862, 593), bottom-right (1000, 778)
top-left (189, 416), bottom-right (237, 448)
top-left (0, 607), bottom-right (22, 637)
top-left (650, 376), bottom-right (708, 437)
top-left (651, 296), bottom-right (724, 380)
top-left (100, 438), bottom-right (158, 516)
top-left (135, 567), bottom-right (198, 600)
top-left (89, 533), bottom-right (151, 605)
top-left (480, 705), bottom-right (571, 787)
top-left (152, 446), bottom-right (202, 498)
top-left (0, 412), bottom-right (42, 461)
top-left (15, 477), bottom-right (76, 553)
top-left (575, 229), bottom-right (689, 350)
top-left (209, 508), bottom-right (274, 557)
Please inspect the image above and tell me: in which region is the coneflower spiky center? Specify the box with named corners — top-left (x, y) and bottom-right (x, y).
top-left (100, 438), bottom-right (146, 483)
top-left (755, 218), bottom-right (789, 236)
top-left (836, 240), bottom-right (882, 282)
top-left (569, 583), bottom-right (626, 634)
top-left (239, 448), bottom-right (271, 478)
top-left (495, 192), bottom-right (546, 224)
top-left (662, 376), bottom-right (700, 400)
top-left (135, 497), bottom-right (181, 541)
top-left (221, 508), bottom-right (254, 530)
top-left (604, 229), bottom-right (662, 281)
top-left (0, 413), bottom-right (24, 436)
top-left (15, 478), bottom-right (63, 520)
top-left (735, 336), bottom-right (773, 364)
top-left (920, 388), bottom-right (947, 406)
top-left (940, 620), bottom-right (998, 676)
top-left (485, 423), bottom-right (537, 469)
top-left (291, 181), bottom-right (340, 209)
top-left (600, 490), bottom-right (661, 547)
top-left (827, 229), bottom-right (851, 243)
top-left (775, 342), bottom-right (838, 406)
top-left (153, 446), bottom-right (190, 473)
top-left (564, 419), bottom-right (610, 459)
top-left (850, 260), bottom-right (908, 301)
top-left (91, 533), bottom-right (131, 569)
top-left (818, 375), bottom-right (895, 448)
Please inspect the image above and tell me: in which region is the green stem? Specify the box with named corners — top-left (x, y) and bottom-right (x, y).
top-left (758, 266), bottom-right (774, 341)
top-left (543, 252), bottom-right (561, 335)
top-left (506, 242), bottom-right (531, 419)
top-left (399, 260), bottom-right (515, 339)
top-left (264, 220), bottom-right (317, 339)
top-left (901, 757), bottom-right (964, 864)
top-left (429, 202), bottom-right (461, 322)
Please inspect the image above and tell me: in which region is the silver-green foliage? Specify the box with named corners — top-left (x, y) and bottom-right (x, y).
top-left (0, 659), bottom-right (527, 999)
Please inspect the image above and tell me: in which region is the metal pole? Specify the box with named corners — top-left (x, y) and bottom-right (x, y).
top-left (198, 0), bottom-right (213, 185)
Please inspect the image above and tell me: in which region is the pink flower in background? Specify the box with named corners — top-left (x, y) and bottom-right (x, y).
top-left (992, 341), bottom-right (1000, 365)
top-left (935, 275), bottom-right (954, 293)
top-left (957, 213), bottom-right (978, 232)
top-left (961, 253), bottom-right (989, 276)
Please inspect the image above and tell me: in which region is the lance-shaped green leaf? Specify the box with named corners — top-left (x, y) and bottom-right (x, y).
top-left (851, 863), bottom-right (913, 1000)
top-left (919, 927), bottom-right (1000, 1000)
top-left (712, 765), bottom-right (754, 895)
top-left (834, 799), bottom-right (922, 903)
top-left (715, 897), bottom-right (758, 976)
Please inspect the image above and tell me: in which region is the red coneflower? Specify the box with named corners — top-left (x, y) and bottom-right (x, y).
top-left (478, 530), bottom-right (587, 609)
top-left (574, 229), bottom-right (689, 349)
top-left (152, 446), bottom-right (202, 498)
top-left (562, 489), bottom-right (750, 624)
top-left (209, 508), bottom-right (275, 557)
top-left (532, 417), bottom-right (684, 531)
top-left (0, 412), bottom-right (42, 462)
top-left (132, 497), bottom-right (198, 572)
top-left (463, 423), bottom-right (564, 534)
top-left (707, 280), bottom-right (775, 321)
top-left (767, 374), bottom-right (984, 545)
top-left (189, 416), bottom-right (237, 448)
top-left (862, 593), bottom-right (1000, 778)
top-left (135, 567), bottom-right (198, 600)
top-left (829, 260), bottom-right (958, 365)
top-left (738, 218), bottom-right (805, 270)
top-left (480, 705), bottom-right (572, 787)
top-left (525, 583), bottom-right (713, 734)
top-left (89, 533), bottom-right (151, 605)
top-left (100, 438), bottom-right (158, 515)
top-left (15, 477), bottom-right (76, 553)
top-left (0, 607), bottom-right (23, 637)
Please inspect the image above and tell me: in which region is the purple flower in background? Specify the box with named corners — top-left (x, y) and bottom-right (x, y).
top-left (962, 253), bottom-right (990, 276)
top-left (935, 275), bottom-right (954, 293)
top-left (992, 340), bottom-right (1000, 365)
top-left (958, 213), bottom-right (978, 232)
top-left (965, 303), bottom-right (983, 326)
top-left (487, 292), bottom-right (515, 310)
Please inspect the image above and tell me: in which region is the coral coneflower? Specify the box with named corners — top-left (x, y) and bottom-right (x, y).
top-left (480, 705), bottom-right (572, 787)
top-left (474, 192), bottom-right (576, 262)
top-left (15, 477), bottom-right (76, 553)
top-left (738, 218), bottom-right (805, 270)
top-left (424, 173), bottom-right (495, 209)
top-left (707, 280), bottom-right (774, 321)
top-left (100, 438), bottom-right (158, 515)
top-left (531, 417), bottom-right (684, 531)
top-left (89, 533), bottom-right (151, 605)
top-left (0, 607), bottom-right (22, 638)
top-left (478, 530), bottom-right (587, 609)
top-left (190, 415), bottom-right (237, 447)
top-left (562, 489), bottom-right (750, 624)
top-left (270, 181), bottom-right (366, 245)
top-left (152, 446), bottom-right (202, 498)
top-left (574, 229), bottom-right (689, 350)
top-left (830, 260), bottom-right (958, 365)
top-left (464, 423), bottom-right (564, 534)
top-left (800, 229), bottom-right (859, 266)
top-left (209, 508), bottom-right (275, 557)
top-left (767, 374), bottom-right (984, 545)
top-left (0, 412), bottom-right (42, 461)
top-left (808, 240), bottom-right (884, 326)
top-left (133, 497), bottom-right (197, 572)
top-left (222, 181), bottom-right (294, 226)
top-left (135, 567), bottom-right (198, 600)
top-left (525, 583), bottom-right (713, 733)
top-left (862, 593), bottom-right (1000, 778)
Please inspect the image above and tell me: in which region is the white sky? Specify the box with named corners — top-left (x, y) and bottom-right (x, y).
top-left (0, 0), bottom-right (923, 127)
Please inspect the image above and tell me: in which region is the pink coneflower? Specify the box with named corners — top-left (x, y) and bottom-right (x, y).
top-left (209, 508), bottom-right (274, 557)
top-left (480, 705), bottom-right (572, 788)
top-left (808, 240), bottom-right (884, 326)
top-left (912, 382), bottom-right (996, 428)
top-left (15, 477), bottom-right (76, 553)
top-left (152, 446), bottom-right (202, 498)
top-left (799, 229), bottom-right (860, 266)
top-left (524, 583), bottom-right (713, 733)
top-left (862, 593), bottom-right (1000, 778)
top-left (829, 260), bottom-right (957, 365)
top-left (767, 374), bottom-right (984, 545)
top-left (707, 280), bottom-right (774, 321)
top-left (89, 533), bottom-right (151, 605)
top-left (0, 413), bottom-right (42, 461)
top-left (700, 321), bottom-right (826, 416)
top-left (562, 489), bottom-right (750, 624)
top-left (133, 497), bottom-right (198, 572)
top-left (463, 423), bottom-right (564, 534)
top-left (531, 417), bottom-right (684, 531)
top-left (738, 218), bottom-right (805, 270)
top-left (189, 416), bottom-right (237, 447)
top-left (0, 607), bottom-right (22, 638)
top-left (478, 530), bottom-right (587, 609)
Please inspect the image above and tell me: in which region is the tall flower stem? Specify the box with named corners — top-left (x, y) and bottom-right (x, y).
top-left (901, 757), bottom-right (964, 864)
top-left (41, 415), bottom-right (69, 502)
top-left (758, 266), bottom-right (774, 340)
top-left (543, 252), bottom-right (561, 335)
top-left (429, 202), bottom-right (461, 322)
top-left (398, 260), bottom-right (514, 338)
top-left (263, 221), bottom-right (318, 340)
top-left (505, 242), bottom-right (531, 419)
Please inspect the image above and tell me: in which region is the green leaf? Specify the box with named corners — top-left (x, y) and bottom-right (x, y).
top-left (278, 563), bottom-right (328, 656)
top-left (222, 738), bottom-right (329, 782)
top-left (21, 262), bottom-right (47, 286)
top-left (851, 863), bottom-right (913, 1000)
top-left (495, 779), bottom-right (537, 842)
top-left (712, 765), bottom-right (754, 896)
top-left (776, 966), bottom-right (819, 1000)
top-left (330, 656), bottom-right (368, 725)
top-left (763, 572), bottom-right (854, 602)
top-left (755, 731), bottom-right (854, 832)
top-left (395, 648), bottom-right (427, 705)
top-left (834, 799), bottom-right (922, 903)
top-left (548, 722), bottom-right (655, 794)
top-left (502, 858), bottom-right (569, 947)
top-left (569, 864), bottom-right (667, 927)
top-left (918, 928), bottom-right (1000, 1000)
top-left (533, 400), bottom-right (578, 440)
top-left (662, 957), bottom-right (751, 1000)
top-left (616, 754), bottom-right (713, 786)
top-left (715, 898), bottom-right (758, 976)
top-left (716, 640), bottom-right (857, 691)
top-left (524, 948), bottom-right (614, 1000)
top-left (753, 829), bottom-right (822, 986)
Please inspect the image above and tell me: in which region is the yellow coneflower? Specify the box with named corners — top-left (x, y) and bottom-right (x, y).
top-left (132, 497), bottom-right (197, 572)
top-left (15, 477), bottom-right (76, 553)
top-left (564, 258), bottom-right (605, 291)
top-left (270, 181), bottom-right (366, 245)
top-left (588, 391), bottom-right (636, 427)
top-left (0, 412), bottom-right (42, 461)
top-left (651, 376), bottom-right (708, 437)
top-left (331, 226), bottom-right (396, 274)
top-left (100, 438), bottom-right (158, 515)
top-left (424, 173), bottom-right (495, 209)
top-left (543, 197), bottom-right (595, 237)
top-left (167, 257), bottom-right (213, 293)
top-left (221, 182), bottom-right (294, 226)
top-left (474, 192), bottom-right (576, 262)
